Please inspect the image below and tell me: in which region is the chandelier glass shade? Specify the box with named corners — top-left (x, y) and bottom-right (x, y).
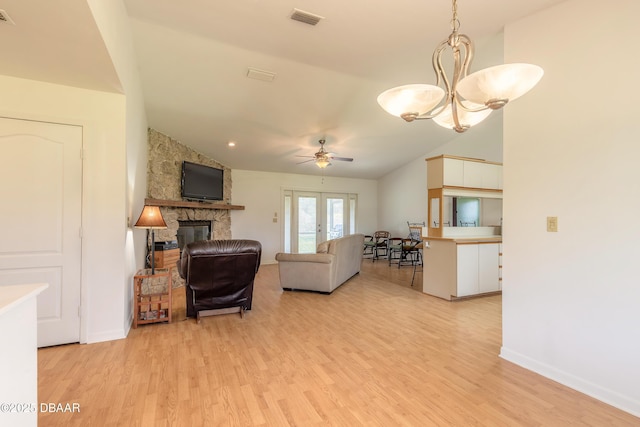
top-left (377, 0), bottom-right (543, 133)
top-left (431, 100), bottom-right (492, 130)
top-left (376, 84), bottom-right (445, 121)
top-left (456, 63), bottom-right (544, 107)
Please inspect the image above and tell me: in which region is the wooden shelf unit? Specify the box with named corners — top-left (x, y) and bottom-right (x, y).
top-left (133, 268), bottom-right (172, 328)
top-left (145, 198), bottom-right (245, 210)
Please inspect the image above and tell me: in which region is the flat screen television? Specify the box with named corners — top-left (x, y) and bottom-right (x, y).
top-left (181, 161), bottom-right (224, 201)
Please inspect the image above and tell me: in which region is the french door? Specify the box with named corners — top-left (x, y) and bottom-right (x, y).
top-left (285, 191), bottom-right (355, 253)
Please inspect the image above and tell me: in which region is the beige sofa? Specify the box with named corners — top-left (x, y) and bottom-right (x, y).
top-left (275, 234), bottom-right (365, 293)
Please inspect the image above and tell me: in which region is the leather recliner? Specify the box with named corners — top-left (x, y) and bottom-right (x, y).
top-left (177, 239), bottom-right (262, 321)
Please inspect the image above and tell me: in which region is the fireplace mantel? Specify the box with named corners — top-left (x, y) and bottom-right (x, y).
top-left (145, 198), bottom-right (245, 210)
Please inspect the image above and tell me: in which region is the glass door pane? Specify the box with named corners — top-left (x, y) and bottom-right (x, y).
top-left (294, 192), bottom-right (320, 253)
top-left (323, 194), bottom-right (347, 240)
top-left (283, 192), bottom-right (292, 253)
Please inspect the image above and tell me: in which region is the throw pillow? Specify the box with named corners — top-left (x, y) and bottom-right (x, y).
top-left (316, 241), bottom-right (330, 253)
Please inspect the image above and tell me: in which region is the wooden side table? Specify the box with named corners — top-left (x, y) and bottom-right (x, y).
top-left (133, 268), bottom-right (172, 328)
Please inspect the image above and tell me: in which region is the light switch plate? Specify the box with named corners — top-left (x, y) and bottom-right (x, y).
top-left (547, 216), bottom-right (558, 232)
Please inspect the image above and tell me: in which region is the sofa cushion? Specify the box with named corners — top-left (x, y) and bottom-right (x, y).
top-left (316, 241), bottom-right (330, 253)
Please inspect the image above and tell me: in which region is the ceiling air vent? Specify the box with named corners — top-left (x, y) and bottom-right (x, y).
top-left (247, 67), bottom-right (276, 83)
top-left (0, 9), bottom-right (15, 25)
top-left (290, 8), bottom-right (324, 26)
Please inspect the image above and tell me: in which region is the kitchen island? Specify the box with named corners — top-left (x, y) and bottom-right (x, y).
top-left (422, 236), bottom-right (502, 300)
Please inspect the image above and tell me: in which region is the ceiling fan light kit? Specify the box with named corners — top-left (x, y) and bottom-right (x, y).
top-left (377, 0), bottom-right (543, 133)
top-left (315, 158), bottom-right (331, 169)
top-left (296, 139), bottom-right (354, 169)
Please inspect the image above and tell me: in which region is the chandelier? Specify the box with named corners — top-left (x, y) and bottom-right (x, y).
top-left (377, 0), bottom-right (543, 133)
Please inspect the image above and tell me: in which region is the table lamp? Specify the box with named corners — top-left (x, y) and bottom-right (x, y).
top-left (134, 205), bottom-right (167, 274)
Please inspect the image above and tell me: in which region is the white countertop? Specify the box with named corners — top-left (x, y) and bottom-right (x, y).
top-left (423, 236), bottom-right (502, 244)
top-left (0, 283), bottom-right (48, 317)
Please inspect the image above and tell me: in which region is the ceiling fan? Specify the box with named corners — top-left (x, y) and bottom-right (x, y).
top-left (296, 139), bottom-right (354, 169)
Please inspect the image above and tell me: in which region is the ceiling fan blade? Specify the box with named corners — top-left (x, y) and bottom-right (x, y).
top-left (330, 156), bottom-right (354, 162)
top-left (295, 155), bottom-right (315, 158)
top-left (296, 159), bottom-right (315, 165)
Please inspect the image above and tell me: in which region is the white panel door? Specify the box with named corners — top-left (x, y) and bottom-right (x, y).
top-left (0, 117), bottom-right (82, 347)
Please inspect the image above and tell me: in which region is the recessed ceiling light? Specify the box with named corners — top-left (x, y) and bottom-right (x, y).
top-left (228, 141), bottom-right (236, 148)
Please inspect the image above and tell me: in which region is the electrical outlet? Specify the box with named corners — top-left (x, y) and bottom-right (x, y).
top-left (547, 216), bottom-right (558, 232)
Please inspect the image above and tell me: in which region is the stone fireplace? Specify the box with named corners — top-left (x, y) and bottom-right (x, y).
top-left (153, 207), bottom-right (230, 248)
top-left (146, 128), bottom-right (234, 288)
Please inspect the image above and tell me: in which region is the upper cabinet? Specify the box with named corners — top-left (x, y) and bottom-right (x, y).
top-left (427, 155), bottom-right (502, 191)
top-left (426, 155), bottom-right (503, 238)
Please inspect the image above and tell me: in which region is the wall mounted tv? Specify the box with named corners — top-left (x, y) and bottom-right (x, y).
top-left (181, 161), bottom-right (224, 201)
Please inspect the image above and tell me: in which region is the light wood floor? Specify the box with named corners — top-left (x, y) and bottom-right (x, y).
top-left (38, 261), bottom-right (639, 426)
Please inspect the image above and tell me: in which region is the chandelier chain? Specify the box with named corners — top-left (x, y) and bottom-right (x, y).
top-left (450, 0), bottom-right (460, 32)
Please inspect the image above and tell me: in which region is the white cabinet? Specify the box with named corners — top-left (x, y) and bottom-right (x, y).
top-left (423, 240), bottom-right (502, 300)
top-left (478, 243), bottom-right (500, 293)
top-left (498, 243), bottom-right (503, 289)
top-left (455, 243), bottom-right (500, 297)
top-left (427, 156), bottom-right (503, 238)
top-left (427, 155), bottom-right (502, 190)
top-left (456, 244), bottom-right (479, 297)
top-left (0, 283), bottom-right (48, 427)
top-left (461, 160), bottom-right (483, 188)
top-left (464, 161), bottom-right (502, 190)
top-left (443, 158), bottom-right (464, 187)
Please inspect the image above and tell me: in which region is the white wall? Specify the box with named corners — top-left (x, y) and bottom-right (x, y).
top-left (377, 156), bottom-right (429, 237)
top-left (87, 0), bottom-right (149, 337)
top-left (502, 0), bottom-right (640, 416)
top-left (231, 170), bottom-right (377, 263)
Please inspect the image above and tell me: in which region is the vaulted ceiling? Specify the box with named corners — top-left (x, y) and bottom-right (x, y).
top-left (0, 0), bottom-right (565, 178)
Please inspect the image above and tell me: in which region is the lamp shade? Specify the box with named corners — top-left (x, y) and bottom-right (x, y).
top-left (432, 101), bottom-right (492, 130)
top-left (377, 84), bottom-right (445, 118)
top-left (456, 63), bottom-right (544, 106)
top-left (134, 205), bottom-right (167, 229)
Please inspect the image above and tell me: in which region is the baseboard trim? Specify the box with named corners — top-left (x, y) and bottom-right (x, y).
top-left (500, 346), bottom-right (640, 418)
top-left (86, 329), bottom-right (127, 344)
